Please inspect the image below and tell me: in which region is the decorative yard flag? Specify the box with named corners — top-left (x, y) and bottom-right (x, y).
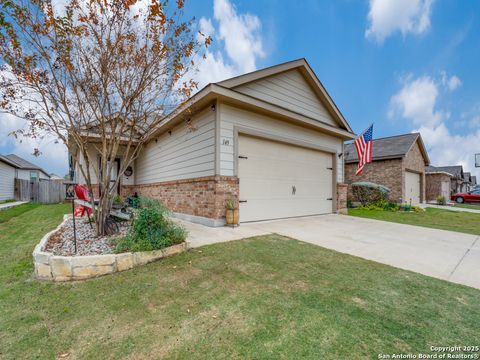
top-left (354, 124), bottom-right (374, 176)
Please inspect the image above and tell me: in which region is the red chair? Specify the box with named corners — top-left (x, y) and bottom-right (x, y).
top-left (74, 184), bottom-right (93, 217)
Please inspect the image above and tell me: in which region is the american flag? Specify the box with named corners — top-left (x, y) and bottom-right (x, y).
top-left (354, 124), bottom-right (373, 176)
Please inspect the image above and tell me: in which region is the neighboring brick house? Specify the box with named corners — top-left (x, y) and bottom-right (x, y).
top-left (425, 166), bottom-right (454, 202)
top-left (73, 59), bottom-right (356, 226)
top-left (425, 165), bottom-right (464, 199)
top-left (344, 133), bottom-right (430, 204)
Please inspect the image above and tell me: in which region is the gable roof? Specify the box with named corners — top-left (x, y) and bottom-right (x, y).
top-left (345, 133), bottom-right (429, 164)
top-left (149, 88), bottom-right (356, 143)
top-left (217, 58), bottom-right (353, 133)
top-left (0, 154), bottom-right (19, 168)
top-left (426, 165), bottom-right (463, 178)
top-left (2, 154), bottom-right (50, 177)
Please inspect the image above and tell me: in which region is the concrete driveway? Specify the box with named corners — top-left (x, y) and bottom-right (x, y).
top-left (180, 214), bottom-right (480, 290)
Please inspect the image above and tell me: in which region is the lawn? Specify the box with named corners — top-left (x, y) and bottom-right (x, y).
top-left (0, 203), bottom-right (40, 223)
top-left (349, 207), bottom-right (480, 235)
top-left (1, 204), bottom-right (480, 359)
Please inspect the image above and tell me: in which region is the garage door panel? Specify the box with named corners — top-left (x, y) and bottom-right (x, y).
top-left (405, 171), bottom-right (421, 205)
top-left (238, 135), bottom-right (333, 222)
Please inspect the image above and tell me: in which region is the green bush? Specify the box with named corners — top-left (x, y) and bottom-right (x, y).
top-left (114, 197), bottom-right (187, 253)
top-left (436, 195), bottom-right (447, 205)
top-left (359, 199), bottom-right (399, 211)
top-left (351, 182), bottom-right (391, 205)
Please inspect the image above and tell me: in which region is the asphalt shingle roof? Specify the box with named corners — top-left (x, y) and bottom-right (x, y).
top-left (425, 165), bottom-right (464, 178)
top-left (2, 154), bottom-right (50, 177)
top-left (345, 133), bottom-right (420, 163)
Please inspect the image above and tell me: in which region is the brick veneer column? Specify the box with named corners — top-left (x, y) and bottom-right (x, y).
top-left (336, 183), bottom-right (348, 214)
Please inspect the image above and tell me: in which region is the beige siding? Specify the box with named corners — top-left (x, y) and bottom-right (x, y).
top-left (0, 162), bottom-right (15, 201)
top-left (75, 146), bottom-right (135, 186)
top-left (233, 69), bottom-right (337, 126)
top-left (218, 103), bottom-right (344, 183)
top-left (135, 107), bottom-right (216, 184)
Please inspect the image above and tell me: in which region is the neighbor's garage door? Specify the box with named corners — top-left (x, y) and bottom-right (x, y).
top-left (0, 162), bottom-right (15, 202)
top-left (405, 171), bottom-right (421, 204)
top-left (238, 134), bottom-right (333, 222)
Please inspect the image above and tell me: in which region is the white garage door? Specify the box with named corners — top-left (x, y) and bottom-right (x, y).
top-left (405, 171), bottom-right (421, 205)
top-left (238, 135), bottom-right (333, 222)
top-left (0, 162), bottom-right (15, 202)
top-left (441, 181), bottom-right (450, 199)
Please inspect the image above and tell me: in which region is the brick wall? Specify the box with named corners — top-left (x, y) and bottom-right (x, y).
top-left (426, 173), bottom-right (452, 201)
top-left (345, 159), bottom-right (403, 202)
top-left (345, 140), bottom-right (428, 203)
top-left (336, 183), bottom-right (348, 214)
top-left (403, 141), bottom-right (427, 202)
top-left (121, 176), bottom-right (239, 220)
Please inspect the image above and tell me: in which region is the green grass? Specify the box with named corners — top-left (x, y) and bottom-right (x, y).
top-left (349, 207), bottom-right (480, 235)
top-left (0, 203), bottom-right (41, 223)
top-left (454, 203), bottom-right (480, 210)
top-left (1, 204), bottom-right (480, 359)
top-left (0, 199), bottom-right (16, 205)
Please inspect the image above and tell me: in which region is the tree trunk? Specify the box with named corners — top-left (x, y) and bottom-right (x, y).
top-left (96, 191), bottom-right (112, 236)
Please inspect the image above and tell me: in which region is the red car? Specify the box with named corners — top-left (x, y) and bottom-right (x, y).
top-left (451, 190), bottom-right (480, 203)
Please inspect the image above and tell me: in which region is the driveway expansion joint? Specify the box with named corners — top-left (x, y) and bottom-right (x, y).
top-left (448, 236), bottom-right (479, 279)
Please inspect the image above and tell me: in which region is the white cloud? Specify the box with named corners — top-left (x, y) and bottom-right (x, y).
top-left (441, 71), bottom-right (462, 91)
top-left (213, 0), bottom-right (264, 73)
top-left (191, 0), bottom-right (265, 89)
top-left (0, 65), bottom-right (68, 175)
top-left (389, 74), bottom-right (480, 178)
top-left (390, 75), bottom-right (442, 127)
top-left (366, 0), bottom-right (434, 43)
top-left (0, 113), bottom-right (68, 175)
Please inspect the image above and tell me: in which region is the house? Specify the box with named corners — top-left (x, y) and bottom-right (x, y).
top-left (462, 172), bottom-right (473, 192)
top-left (2, 154), bottom-right (51, 181)
top-left (49, 173), bottom-right (65, 181)
top-left (425, 166), bottom-right (455, 201)
top-left (74, 58), bottom-right (356, 226)
top-left (344, 133), bottom-right (430, 204)
top-left (426, 165), bottom-right (464, 195)
top-left (0, 156), bottom-right (18, 202)
top-left (0, 154), bottom-right (51, 202)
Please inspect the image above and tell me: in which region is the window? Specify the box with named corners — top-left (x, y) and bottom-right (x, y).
top-left (30, 171), bottom-right (39, 181)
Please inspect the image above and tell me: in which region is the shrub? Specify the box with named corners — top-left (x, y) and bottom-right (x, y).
top-left (351, 182), bottom-right (391, 205)
top-left (436, 195), bottom-right (447, 205)
top-left (114, 197), bottom-right (187, 253)
top-left (412, 205), bottom-right (425, 213)
top-left (359, 199), bottom-right (399, 211)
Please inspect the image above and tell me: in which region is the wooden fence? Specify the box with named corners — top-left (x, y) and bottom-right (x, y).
top-left (15, 178), bottom-right (65, 204)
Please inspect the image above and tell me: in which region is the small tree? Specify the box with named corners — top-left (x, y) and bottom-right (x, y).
top-left (0, 0), bottom-right (210, 235)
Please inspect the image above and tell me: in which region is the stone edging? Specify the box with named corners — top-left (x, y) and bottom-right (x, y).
top-left (33, 215), bottom-right (188, 281)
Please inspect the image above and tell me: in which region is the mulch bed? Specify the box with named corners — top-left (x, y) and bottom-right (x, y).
top-left (44, 215), bottom-right (130, 256)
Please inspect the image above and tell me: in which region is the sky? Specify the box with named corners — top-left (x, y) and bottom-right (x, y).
top-left (1, 0), bottom-right (479, 178)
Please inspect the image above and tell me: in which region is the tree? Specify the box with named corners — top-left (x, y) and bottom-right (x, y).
top-left (0, 0), bottom-right (211, 235)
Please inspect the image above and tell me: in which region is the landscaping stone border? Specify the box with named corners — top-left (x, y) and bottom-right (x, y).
top-left (33, 215), bottom-right (188, 281)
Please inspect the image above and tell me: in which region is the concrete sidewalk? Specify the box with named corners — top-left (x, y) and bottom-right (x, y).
top-left (421, 203), bottom-right (480, 213)
top-left (0, 201), bottom-right (28, 211)
top-left (180, 214), bottom-right (480, 290)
